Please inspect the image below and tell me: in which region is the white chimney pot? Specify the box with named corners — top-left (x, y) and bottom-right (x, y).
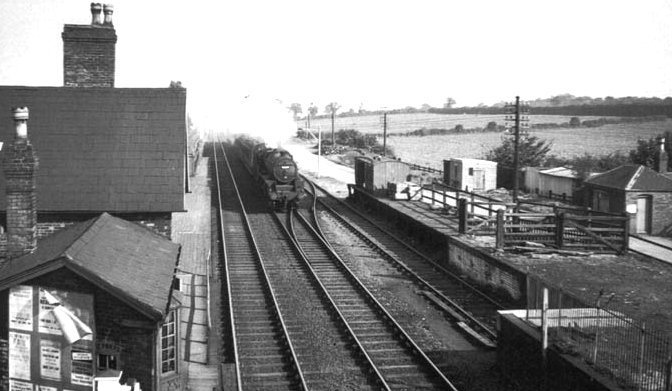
top-left (12, 107), bottom-right (29, 139)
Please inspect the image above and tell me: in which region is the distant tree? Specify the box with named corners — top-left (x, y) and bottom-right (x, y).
top-left (569, 117), bottom-right (581, 127)
top-left (484, 132), bottom-right (552, 168)
top-left (421, 103), bottom-right (432, 112)
top-left (571, 152), bottom-right (629, 181)
top-left (325, 102), bottom-right (341, 115)
top-left (288, 103), bottom-right (302, 120)
top-left (444, 97), bottom-right (456, 109)
top-left (454, 124), bottom-right (464, 133)
top-left (629, 132), bottom-right (672, 171)
top-left (486, 121), bottom-right (498, 132)
top-left (169, 80), bottom-right (183, 88)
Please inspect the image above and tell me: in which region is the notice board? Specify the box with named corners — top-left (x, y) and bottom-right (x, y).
top-left (8, 285), bottom-right (95, 391)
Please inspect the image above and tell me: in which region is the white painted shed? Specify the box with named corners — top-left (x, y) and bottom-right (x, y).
top-left (443, 158), bottom-right (497, 192)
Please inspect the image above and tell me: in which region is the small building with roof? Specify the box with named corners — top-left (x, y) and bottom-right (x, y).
top-left (583, 164), bottom-right (672, 235)
top-left (0, 213), bottom-right (183, 391)
top-left (523, 166), bottom-right (582, 201)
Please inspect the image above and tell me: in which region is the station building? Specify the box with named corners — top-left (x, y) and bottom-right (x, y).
top-left (0, 4), bottom-right (190, 391)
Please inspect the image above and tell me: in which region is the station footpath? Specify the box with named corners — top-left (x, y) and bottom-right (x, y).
top-left (171, 156), bottom-right (220, 390)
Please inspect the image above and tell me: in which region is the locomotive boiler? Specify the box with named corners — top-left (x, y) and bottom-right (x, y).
top-left (235, 136), bottom-right (304, 208)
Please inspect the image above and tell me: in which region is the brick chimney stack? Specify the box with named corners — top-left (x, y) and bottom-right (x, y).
top-left (3, 107), bottom-right (39, 259)
top-left (659, 138), bottom-right (668, 174)
top-left (62, 3), bottom-right (117, 87)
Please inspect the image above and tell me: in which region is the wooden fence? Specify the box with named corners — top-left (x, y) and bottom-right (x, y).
top-left (493, 211), bottom-right (630, 254)
top-left (415, 184), bottom-right (629, 253)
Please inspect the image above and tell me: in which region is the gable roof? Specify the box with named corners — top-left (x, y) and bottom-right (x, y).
top-left (584, 164), bottom-right (672, 191)
top-left (0, 213), bottom-right (180, 321)
top-left (0, 86), bottom-right (186, 212)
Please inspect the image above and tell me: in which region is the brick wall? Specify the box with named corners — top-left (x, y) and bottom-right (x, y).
top-left (0, 338), bottom-right (6, 391)
top-left (24, 269), bottom-right (158, 391)
top-left (62, 25), bottom-right (116, 87)
top-left (446, 237), bottom-right (526, 303)
top-left (0, 212), bottom-right (172, 240)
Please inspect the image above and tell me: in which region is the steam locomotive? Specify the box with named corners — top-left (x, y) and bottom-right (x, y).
top-left (235, 136), bottom-right (304, 209)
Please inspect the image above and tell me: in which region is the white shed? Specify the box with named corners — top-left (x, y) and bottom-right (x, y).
top-left (443, 158), bottom-right (497, 192)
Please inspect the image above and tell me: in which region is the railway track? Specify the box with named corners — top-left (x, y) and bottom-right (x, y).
top-left (302, 177), bottom-right (508, 345)
top-left (214, 142), bottom-right (306, 390)
top-left (288, 205), bottom-right (458, 390)
top-left (219, 141), bottom-right (398, 390)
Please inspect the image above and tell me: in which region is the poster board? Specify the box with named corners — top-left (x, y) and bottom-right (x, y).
top-left (8, 285), bottom-right (95, 391)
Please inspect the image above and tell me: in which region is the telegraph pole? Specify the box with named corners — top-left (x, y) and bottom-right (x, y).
top-left (382, 112), bottom-right (388, 156)
top-left (505, 96), bottom-right (529, 202)
top-left (331, 110), bottom-right (335, 146)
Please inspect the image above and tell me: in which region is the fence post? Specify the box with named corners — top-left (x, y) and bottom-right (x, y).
top-left (431, 183), bottom-right (435, 206)
top-left (542, 288), bottom-right (549, 360)
top-left (557, 292), bottom-right (563, 339)
top-left (622, 212), bottom-right (630, 254)
top-left (593, 300), bottom-right (601, 365)
top-left (458, 198), bottom-right (467, 234)
top-left (470, 193), bottom-right (475, 214)
top-left (556, 212), bottom-right (565, 249)
top-left (496, 209), bottom-right (505, 249)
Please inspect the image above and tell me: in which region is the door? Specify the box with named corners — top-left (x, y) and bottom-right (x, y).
top-left (473, 169), bottom-right (485, 190)
top-left (636, 195), bottom-right (652, 234)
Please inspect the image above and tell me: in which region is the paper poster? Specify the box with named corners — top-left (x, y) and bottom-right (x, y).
top-left (37, 385), bottom-right (58, 391)
top-left (72, 352), bottom-right (92, 361)
top-left (9, 286), bottom-right (33, 331)
top-left (8, 332), bottom-right (31, 380)
top-left (71, 372), bottom-right (93, 387)
top-left (38, 290), bottom-right (61, 336)
top-left (9, 379), bottom-right (33, 391)
top-left (40, 339), bottom-right (62, 381)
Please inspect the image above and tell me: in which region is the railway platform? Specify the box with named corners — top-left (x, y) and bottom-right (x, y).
top-left (171, 156), bottom-right (221, 390)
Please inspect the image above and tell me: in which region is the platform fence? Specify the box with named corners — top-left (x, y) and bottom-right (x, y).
top-left (526, 275), bottom-right (672, 391)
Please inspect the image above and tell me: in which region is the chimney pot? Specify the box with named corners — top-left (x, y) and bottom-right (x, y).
top-left (12, 107), bottom-right (29, 139)
top-left (91, 3), bottom-right (103, 25)
top-left (103, 4), bottom-right (114, 26)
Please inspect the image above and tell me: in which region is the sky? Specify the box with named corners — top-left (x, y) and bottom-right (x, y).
top-left (0, 0), bottom-right (671, 132)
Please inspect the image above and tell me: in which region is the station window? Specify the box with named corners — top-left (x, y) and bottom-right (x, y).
top-left (97, 354), bottom-right (118, 371)
top-left (468, 168), bottom-right (474, 176)
top-left (161, 310), bottom-right (177, 373)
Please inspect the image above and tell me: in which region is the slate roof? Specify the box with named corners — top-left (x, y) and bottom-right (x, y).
top-left (584, 164), bottom-right (672, 191)
top-left (0, 213), bottom-right (181, 321)
top-left (0, 86), bottom-right (186, 212)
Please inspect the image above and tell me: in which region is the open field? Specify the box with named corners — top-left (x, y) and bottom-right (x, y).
top-left (305, 113), bottom-right (672, 170)
top-left (306, 112), bottom-right (615, 135)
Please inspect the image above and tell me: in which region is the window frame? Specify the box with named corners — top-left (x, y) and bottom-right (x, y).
top-left (160, 309), bottom-right (177, 374)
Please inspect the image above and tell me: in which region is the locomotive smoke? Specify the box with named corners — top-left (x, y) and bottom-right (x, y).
top-left (222, 94), bottom-right (297, 148)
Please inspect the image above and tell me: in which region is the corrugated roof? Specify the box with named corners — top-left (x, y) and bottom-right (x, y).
top-left (0, 86), bottom-right (186, 212)
top-left (0, 213), bottom-right (180, 320)
top-left (539, 167), bottom-right (578, 179)
top-left (585, 164), bottom-right (672, 191)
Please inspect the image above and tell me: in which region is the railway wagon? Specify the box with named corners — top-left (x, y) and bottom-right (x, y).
top-left (235, 136), bottom-right (304, 208)
top-left (354, 156), bottom-right (410, 197)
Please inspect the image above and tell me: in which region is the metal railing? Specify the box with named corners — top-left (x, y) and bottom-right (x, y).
top-left (527, 276), bottom-right (672, 391)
